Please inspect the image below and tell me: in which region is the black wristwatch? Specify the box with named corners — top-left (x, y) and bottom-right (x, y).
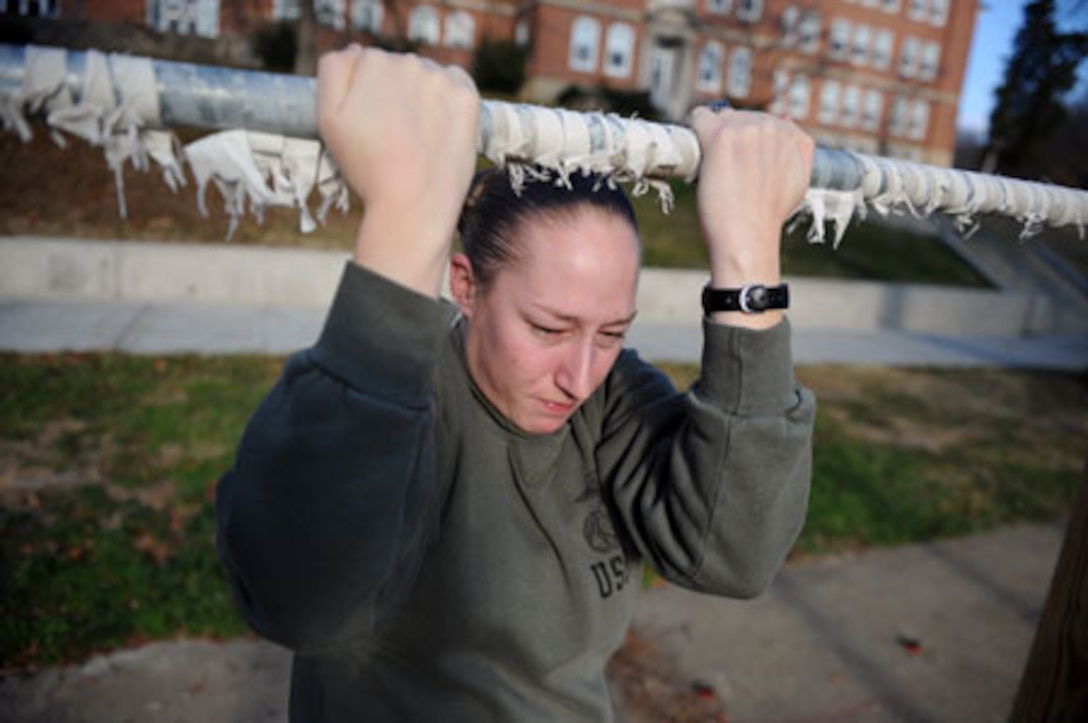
top-left (702, 283), bottom-right (789, 315)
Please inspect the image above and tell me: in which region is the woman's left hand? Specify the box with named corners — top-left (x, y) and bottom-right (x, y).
top-left (689, 107), bottom-right (814, 328)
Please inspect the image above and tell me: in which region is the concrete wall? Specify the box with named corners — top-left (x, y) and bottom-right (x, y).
top-left (0, 237), bottom-right (1054, 336)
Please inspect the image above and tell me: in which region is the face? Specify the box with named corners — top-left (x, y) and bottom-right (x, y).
top-left (452, 208), bottom-right (641, 435)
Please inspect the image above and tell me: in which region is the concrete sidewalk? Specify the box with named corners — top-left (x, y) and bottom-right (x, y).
top-left (3, 296), bottom-right (1088, 369)
top-left (0, 521), bottom-right (1063, 723)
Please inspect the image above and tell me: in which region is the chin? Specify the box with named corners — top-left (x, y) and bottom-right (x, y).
top-left (518, 416), bottom-right (568, 436)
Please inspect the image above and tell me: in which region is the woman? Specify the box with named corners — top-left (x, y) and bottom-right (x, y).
top-left (216, 45), bottom-right (816, 722)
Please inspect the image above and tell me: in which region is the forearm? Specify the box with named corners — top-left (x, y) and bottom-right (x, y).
top-left (603, 319), bottom-right (814, 597)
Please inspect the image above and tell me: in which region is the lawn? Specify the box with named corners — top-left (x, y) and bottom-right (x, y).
top-left (2, 353), bottom-right (1085, 672)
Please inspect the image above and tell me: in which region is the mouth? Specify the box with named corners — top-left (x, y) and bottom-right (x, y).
top-left (540, 399), bottom-right (577, 416)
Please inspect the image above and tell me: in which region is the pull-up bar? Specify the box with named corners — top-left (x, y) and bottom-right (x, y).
top-left (1, 43), bottom-right (1085, 236)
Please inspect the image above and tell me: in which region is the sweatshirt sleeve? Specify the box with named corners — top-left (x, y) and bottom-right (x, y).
top-left (215, 261), bottom-right (458, 655)
top-left (597, 317), bottom-right (815, 599)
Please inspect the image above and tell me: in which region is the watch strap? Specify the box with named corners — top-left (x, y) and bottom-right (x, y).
top-left (702, 283), bottom-right (789, 315)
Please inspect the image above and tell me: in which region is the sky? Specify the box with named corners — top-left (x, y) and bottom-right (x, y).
top-left (957, 0), bottom-right (1088, 135)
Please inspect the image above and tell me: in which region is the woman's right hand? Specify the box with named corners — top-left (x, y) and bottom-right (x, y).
top-left (317, 45), bottom-right (480, 296)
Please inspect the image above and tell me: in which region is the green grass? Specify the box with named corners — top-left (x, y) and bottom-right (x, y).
top-left (2, 356), bottom-right (1085, 670)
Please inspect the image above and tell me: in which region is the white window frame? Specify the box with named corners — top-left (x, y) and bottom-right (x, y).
top-left (909, 99), bottom-right (929, 140)
top-left (920, 41), bottom-right (940, 81)
top-left (737, 0), bottom-right (762, 23)
top-left (788, 75), bottom-right (810, 119)
top-left (862, 90), bottom-right (883, 131)
top-left (569, 16), bottom-right (601, 74)
top-left (818, 80), bottom-right (840, 124)
top-left (770, 69), bottom-right (789, 115)
top-left (883, 0), bottom-right (901, 12)
top-left (873, 29), bottom-right (893, 70)
top-left (930, 0), bottom-right (949, 25)
top-left (444, 11), bottom-right (475, 49)
top-left (841, 85), bottom-right (860, 127)
top-left (727, 46), bottom-right (752, 98)
top-left (696, 40), bottom-right (725, 94)
top-left (889, 96), bottom-right (908, 136)
top-left (272, 0), bottom-right (300, 20)
top-left (908, 0), bottom-right (927, 22)
top-left (830, 19), bottom-right (851, 61)
top-left (799, 12), bottom-right (820, 54)
top-left (515, 19), bottom-right (530, 47)
top-left (781, 5), bottom-right (799, 47)
top-left (707, 0), bottom-right (732, 16)
top-left (852, 24), bottom-right (871, 66)
top-left (315, 0), bottom-right (345, 30)
top-left (352, 0), bottom-right (383, 33)
top-left (603, 23), bottom-right (635, 78)
top-left (150, 0), bottom-right (219, 38)
top-left (408, 4), bottom-right (440, 46)
top-left (900, 36), bottom-right (919, 77)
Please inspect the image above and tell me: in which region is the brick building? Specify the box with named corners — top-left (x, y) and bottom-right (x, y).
top-left (3, 0), bottom-right (980, 166)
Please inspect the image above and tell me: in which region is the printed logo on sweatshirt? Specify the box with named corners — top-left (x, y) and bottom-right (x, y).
top-left (590, 554), bottom-right (629, 598)
top-left (583, 502), bottom-right (619, 554)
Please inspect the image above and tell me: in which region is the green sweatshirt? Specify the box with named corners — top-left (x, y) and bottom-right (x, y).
top-left (216, 261), bottom-right (815, 722)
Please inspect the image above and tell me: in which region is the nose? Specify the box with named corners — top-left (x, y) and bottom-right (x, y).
top-left (556, 338), bottom-right (596, 402)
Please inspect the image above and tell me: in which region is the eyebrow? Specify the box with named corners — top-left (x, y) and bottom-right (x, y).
top-left (533, 308), bottom-right (639, 327)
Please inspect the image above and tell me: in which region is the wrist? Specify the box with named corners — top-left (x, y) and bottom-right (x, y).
top-left (702, 282), bottom-right (788, 330)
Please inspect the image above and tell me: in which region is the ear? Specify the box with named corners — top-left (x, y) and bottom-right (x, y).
top-left (449, 253), bottom-right (477, 317)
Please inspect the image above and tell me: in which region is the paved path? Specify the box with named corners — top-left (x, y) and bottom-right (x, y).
top-left (0, 522), bottom-right (1064, 723)
top-left (3, 297), bottom-right (1087, 369)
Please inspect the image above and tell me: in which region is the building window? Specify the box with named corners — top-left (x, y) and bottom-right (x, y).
top-left (737, 0), bottom-right (762, 23)
top-left (889, 96), bottom-right (908, 136)
top-left (908, 0), bottom-right (926, 21)
top-left (883, 0), bottom-right (901, 13)
top-left (149, 0), bottom-right (219, 37)
top-left (873, 29), bottom-right (893, 70)
top-left (352, 0), bottom-right (383, 33)
top-left (10, 0), bottom-right (59, 16)
top-left (707, 0), bottom-right (732, 15)
top-left (788, 75), bottom-right (810, 119)
top-left (899, 37), bottom-right (919, 77)
top-left (515, 19), bottom-right (530, 47)
top-left (909, 99), bottom-right (929, 140)
top-left (445, 11), bottom-right (475, 49)
top-left (781, 5), bottom-right (799, 47)
top-left (409, 5), bottom-right (440, 45)
top-left (830, 19), bottom-right (850, 61)
top-left (841, 85), bottom-right (860, 127)
top-left (920, 41), bottom-right (940, 81)
top-left (727, 47), bottom-right (752, 97)
top-left (603, 23), bottom-right (635, 78)
top-left (315, 0), bottom-right (345, 29)
top-left (799, 12), bottom-right (820, 53)
top-left (931, 0), bottom-right (949, 25)
top-left (852, 25), bottom-right (870, 66)
top-left (697, 40), bottom-right (725, 93)
top-left (862, 90), bottom-right (883, 131)
top-left (272, 0), bottom-right (299, 20)
top-left (770, 69), bottom-right (789, 114)
top-left (569, 16), bottom-right (601, 73)
top-left (818, 81), bottom-right (840, 124)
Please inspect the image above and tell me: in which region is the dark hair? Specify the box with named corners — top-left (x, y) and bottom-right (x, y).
top-left (456, 167), bottom-right (639, 289)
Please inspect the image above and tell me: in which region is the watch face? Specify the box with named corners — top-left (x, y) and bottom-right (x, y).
top-left (743, 284), bottom-right (769, 312)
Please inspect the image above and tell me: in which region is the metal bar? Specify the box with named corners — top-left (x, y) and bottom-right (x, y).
top-left (1, 43), bottom-right (1086, 232)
